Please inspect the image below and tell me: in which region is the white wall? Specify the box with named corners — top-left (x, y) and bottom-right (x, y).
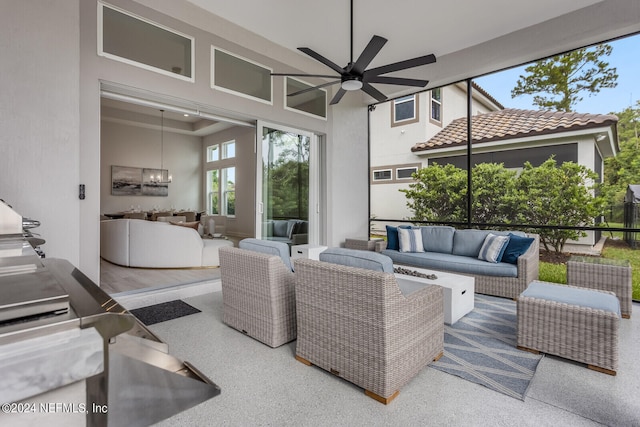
top-left (100, 121), bottom-right (202, 214)
top-left (0, 1), bottom-right (81, 265)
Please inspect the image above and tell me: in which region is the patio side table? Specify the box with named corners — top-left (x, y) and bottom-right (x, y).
top-left (566, 256), bottom-right (632, 318)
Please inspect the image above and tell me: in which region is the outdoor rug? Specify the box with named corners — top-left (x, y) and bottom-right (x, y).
top-left (130, 300), bottom-right (201, 326)
top-left (431, 294), bottom-right (543, 400)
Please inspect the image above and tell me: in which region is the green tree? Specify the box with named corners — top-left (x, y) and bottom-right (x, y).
top-left (515, 158), bottom-right (604, 252)
top-left (511, 44), bottom-right (618, 112)
top-left (400, 163), bottom-right (467, 222)
top-left (401, 162), bottom-right (520, 225)
top-left (471, 163), bottom-right (520, 224)
top-left (602, 102), bottom-right (640, 208)
top-left (401, 158), bottom-right (603, 253)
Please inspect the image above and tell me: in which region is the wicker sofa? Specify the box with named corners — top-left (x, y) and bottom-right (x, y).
top-left (293, 249), bottom-right (444, 404)
top-left (380, 226), bottom-right (540, 299)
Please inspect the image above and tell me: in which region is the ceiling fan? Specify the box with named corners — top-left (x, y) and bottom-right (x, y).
top-left (271, 0), bottom-right (436, 105)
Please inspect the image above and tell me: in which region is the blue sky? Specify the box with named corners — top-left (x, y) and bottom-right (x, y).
top-left (474, 34), bottom-right (640, 115)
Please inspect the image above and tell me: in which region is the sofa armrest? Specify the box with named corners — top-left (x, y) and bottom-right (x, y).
top-left (291, 233), bottom-right (308, 246)
top-left (517, 233), bottom-right (540, 283)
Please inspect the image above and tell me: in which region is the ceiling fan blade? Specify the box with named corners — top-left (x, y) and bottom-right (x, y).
top-left (364, 76), bottom-right (429, 87)
top-left (364, 54), bottom-right (436, 77)
top-left (287, 80), bottom-right (341, 97)
top-left (361, 83), bottom-right (388, 103)
top-left (330, 88), bottom-right (347, 105)
top-left (271, 73), bottom-right (339, 78)
top-left (351, 35), bottom-right (387, 75)
top-left (298, 47), bottom-right (346, 75)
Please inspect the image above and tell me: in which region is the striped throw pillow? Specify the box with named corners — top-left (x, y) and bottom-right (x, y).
top-left (398, 227), bottom-right (425, 253)
top-left (478, 233), bottom-right (510, 263)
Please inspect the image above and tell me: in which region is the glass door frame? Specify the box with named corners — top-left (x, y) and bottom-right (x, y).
top-left (255, 121), bottom-right (320, 245)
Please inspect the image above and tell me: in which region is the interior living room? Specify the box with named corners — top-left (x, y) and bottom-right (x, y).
top-left (1, 0), bottom-right (640, 425)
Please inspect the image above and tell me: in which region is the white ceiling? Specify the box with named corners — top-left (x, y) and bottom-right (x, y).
top-left (184, 0), bottom-right (640, 100)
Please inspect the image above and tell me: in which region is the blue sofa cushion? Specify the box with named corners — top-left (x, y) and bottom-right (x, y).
top-left (452, 229), bottom-right (525, 258)
top-left (421, 226), bottom-right (455, 254)
top-left (522, 281), bottom-right (620, 316)
top-left (452, 229), bottom-right (491, 257)
top-left (320, 247), bottom-right (394, 273)
top-left (382, 249), bottom-right (518, 277)
top-left (502, 233), bottom-right (534, 264)
top-left (272, 220), bottom-right (289, 238)
top-left (478, 233), bottom-right (510, 263)
top-left (385, 225), bottom-right (411, 251)
top-left (239, 238), bottom-right (293, 271)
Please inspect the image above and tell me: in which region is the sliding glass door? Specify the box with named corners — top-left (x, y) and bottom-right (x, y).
top-left (256, 122), bottom-right (320, 245)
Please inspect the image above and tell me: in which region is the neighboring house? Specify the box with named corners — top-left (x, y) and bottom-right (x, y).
top-left (369, 82), bottom-right (503, 221)
top-left (371, 105), bottom-right (619, 247)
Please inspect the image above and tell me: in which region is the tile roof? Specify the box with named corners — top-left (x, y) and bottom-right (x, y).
top-left (412, 108), bottom-right (618, 152)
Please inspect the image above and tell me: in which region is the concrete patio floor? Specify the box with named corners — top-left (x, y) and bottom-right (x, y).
top-left (115, 284), bottom-right (640, 426)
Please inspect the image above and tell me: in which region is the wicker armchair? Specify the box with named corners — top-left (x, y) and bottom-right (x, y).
top-left (219, 240), bottom-right (296, 348)
top-left (293, 257), bottom-right (444, 404)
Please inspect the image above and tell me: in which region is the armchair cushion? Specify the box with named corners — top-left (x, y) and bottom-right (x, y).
top-left (319, 247), bottom-right (394, 273)
top-left (239, 238), bottom-right (293, 271)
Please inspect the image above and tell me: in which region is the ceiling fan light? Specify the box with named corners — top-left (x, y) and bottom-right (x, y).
top-left (341, 78), bottom-right (363, 91)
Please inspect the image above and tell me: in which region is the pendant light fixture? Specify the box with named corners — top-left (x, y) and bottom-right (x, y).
top-left (150, 109), bottom-right (172, 184)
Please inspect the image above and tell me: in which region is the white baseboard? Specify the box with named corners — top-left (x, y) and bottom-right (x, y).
top-left (113, 279), bottom-right (221, 310)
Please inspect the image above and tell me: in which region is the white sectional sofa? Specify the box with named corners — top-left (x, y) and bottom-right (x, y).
top-left (100, 219), bottom-right (233, 268)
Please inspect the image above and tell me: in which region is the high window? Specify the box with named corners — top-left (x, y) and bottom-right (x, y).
top-left (206, 141), bottom-right (236, 216)
top-left (285, 77), bottom-right (328, 119)
top-left (98, 3), bottom-right (194, 81)
top-left (430, 88), bottom-right (442, 124)
top-left (211, 47), bottom-right (272, 103)
top-left (391, 95), bottom-right (418, 126)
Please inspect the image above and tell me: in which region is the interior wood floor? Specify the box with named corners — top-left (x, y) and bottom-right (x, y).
top-left (100, 258), bottom-right (221, 294)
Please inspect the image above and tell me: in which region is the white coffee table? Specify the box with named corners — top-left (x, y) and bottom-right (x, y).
top-left (393, 265), bottom-right (475, 325)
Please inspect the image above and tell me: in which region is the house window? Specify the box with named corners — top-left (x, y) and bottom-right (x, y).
top-left (285, 77), bottom-right (327, 119)
top-left (391, 95), bottom-right (418, 126)
top-left (371, 163), bottom-right (421, 184)
top-left (222, 141), bottom-right (235, 159)
top-left (430, 88), bottom-right (442, 124)
top-left (222, 167), bottom-right (236, 217)
top-left (207, 144), bottom-right (219, 162)
top-left (396, 167), bottom-right (418, 180)
top-left (99, 3), bottom-right (194, 82)
top-left (373, 169), bottom-right (392, 181)
top-left (206, 169), bottom-right (219, 214)
top-left (206, 141), bottom-right (236, 216)
top-left (211, 47), bottom-right (272, 103)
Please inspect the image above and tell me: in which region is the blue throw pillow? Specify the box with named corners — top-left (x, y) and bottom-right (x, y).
top-left (385, 225), bottom-right (411, 251)
top-left (502, 233), bottom-right (535, 264)
top-left (478, 233), bottom-right (510, 263)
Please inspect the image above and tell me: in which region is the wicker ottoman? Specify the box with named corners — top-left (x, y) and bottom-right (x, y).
top-left (517, 281), bottom-right (620, 375)
top-left (567, 256), bottom-right (632, 318)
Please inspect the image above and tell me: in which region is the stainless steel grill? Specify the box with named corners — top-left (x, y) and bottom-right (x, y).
top-left (0, 200), bottom-right (220, 426)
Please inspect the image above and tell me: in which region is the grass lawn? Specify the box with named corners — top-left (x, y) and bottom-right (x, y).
top-left (540, 238), bottom-right (640, 301)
